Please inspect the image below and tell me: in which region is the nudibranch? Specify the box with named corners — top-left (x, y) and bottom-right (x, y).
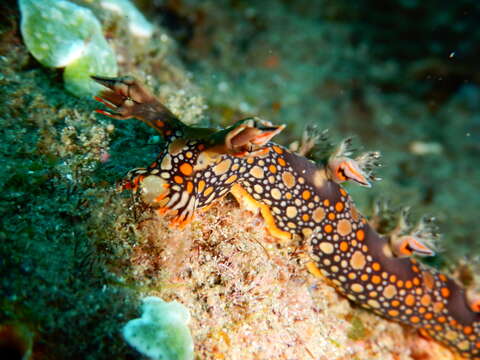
top-left (92, 75), bottom-right (480, 359)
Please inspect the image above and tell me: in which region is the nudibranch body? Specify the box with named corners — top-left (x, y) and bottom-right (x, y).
top-left (92, 76), bottom-right (480, 359)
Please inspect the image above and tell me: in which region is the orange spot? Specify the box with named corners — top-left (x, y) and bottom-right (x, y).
top-left (340, 188), bottom-right (347, 197)
top-left (464, 326), bottom-right (473, 335)
top-left (391, 300), bottom-right (400, 307)
top-left (165, 130), bottom-right (172, 136)
top-left (397, 280), bottom-right (404, 288)
top-left (156, 120), bottom-right (165, 127)
top-left (471, 300), bottom-right (480, 312)
top-left (198, 144), bottom-right (205, 151)
top-left (372, 275), bottom-right (381, 284)
top-left (323, 199), bottom-right (330, 207)
top-left (441, 287), bottom-right (450, 298)
top-left (413, 277), bottom-right (420, 286)
top-left (302, 214), bottom-right (309, 221)
top-left (335, 202), bottom-right (344, 212)
top-left (269, 165), bottom-right (277, 174)
top-left (247, 157), bottom-right (254, 164)
top-left (421, 295), bottom-right (431, 307)
top-left (419, 328), bottom-right (430, 338)
top-left (325, 224), bottom-right (333, 233)
top-left (388, 310), bottom-right (399, 317)
top-left (439, 274), bottom-right (447, 282)
top-left (425, 313), bottom-right (433, 320)
top-left (302, 190), bottom-right (311, 200)
top-left (328, 212), bottom-right (335, 220)
top-left (272, 145), bottom-right (283, 154)
top-left (277, 158), bottom-right (286, 166)
top-left (204, 187), bottom-right (214, 196)
top-left (423, 271), bottom-right (435, 290)
top-left (372, 262), bottom-right (381, 271)
top-left (437, 316), bottom-right (446, 323)
top-left (418, 307), bottom-right (426, 314)
top-left (389, 274), bottom-right (397, 283)
top-left (405, 280), bottom-right (413, 289)
top-left (405, 294), bottom-right (415, 306)
top-left (339, 241), bottom-right (348, 252)
top-left (186, 181), bottom-right (194, 194)
top-left (361, 274), bottom-right (369, 281)
top-left (174, 175), bottom-right (183, 184)
top-left (357, 229), bottom-right (365, 241)
top-left (434, 325), bottom-right (442, 331)
top-left (198, 180), bottom-right (206, 193)
top-left (433, 302), bottom-right (444, 312)
top-left (410, 316), bottom-right (421, 324)
top-left (450, 319), bottom-right (458, 327)
top-left (412, 265), bottom-right (420, 273)
top-left (476, 342), bottom-right (480, 349)
top-left (179, 163), bottom-right (193, 176)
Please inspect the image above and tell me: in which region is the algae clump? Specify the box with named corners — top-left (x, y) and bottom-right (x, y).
top-left (19, 0), bottom-right (117, 97)
top-left (123, 297), bottom-right (194, 360)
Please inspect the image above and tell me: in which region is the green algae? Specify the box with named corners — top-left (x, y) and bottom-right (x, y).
top-left (19, 0), bottom-right (117, 97)
top-left (122, 297), bottom-right (194, 360)
top-left (347, 316), bottom-right (368, 341)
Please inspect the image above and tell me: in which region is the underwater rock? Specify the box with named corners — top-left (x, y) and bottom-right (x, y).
top-left (122, 297), bottom-right (194, 360)
top-left (19, 0), bottom-right (117, 96)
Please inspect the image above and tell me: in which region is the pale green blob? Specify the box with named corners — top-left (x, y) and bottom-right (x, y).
top-left (123, 297), bottom-right (194, 360)
top-left (19, 0), bottom-right (117, 96)
top-left (63, 34), bottom-right (117, 96)
top-left (99, 0), bottom-right (154, 38)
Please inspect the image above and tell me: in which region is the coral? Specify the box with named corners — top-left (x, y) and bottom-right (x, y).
top-left (123, 297), bottom-right (194, 360)
top-left (19, 0), bottom-right (117, 96)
